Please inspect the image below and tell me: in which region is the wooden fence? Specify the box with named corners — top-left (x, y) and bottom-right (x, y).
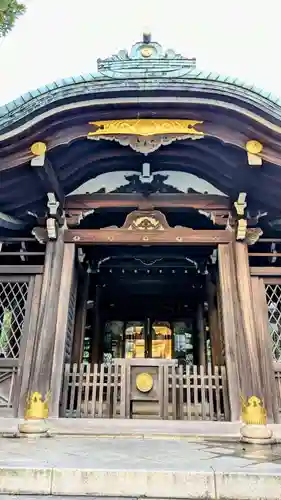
top-left (61, 363), bottom-right (229, 420)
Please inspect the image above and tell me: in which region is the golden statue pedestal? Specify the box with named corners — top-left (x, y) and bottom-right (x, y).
top-left (240, 396), bottom-right (275, 445)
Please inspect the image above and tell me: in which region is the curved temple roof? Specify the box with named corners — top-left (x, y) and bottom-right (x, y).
top-left (1, 34), bottom-right (281, 134)
top-left (1, 34), bottom-right (281, 233)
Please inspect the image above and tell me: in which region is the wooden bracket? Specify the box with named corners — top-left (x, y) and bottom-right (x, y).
top-left (234, 193), bottom-right (247, 216)
top-left (46, 218), bottom-right (58, 241)
top-left (236, 219), bottom-right (247, 240)
top-left (245, 140), bottom-right (263, 167)
top-left (30, 142), bottom-right (65, 205)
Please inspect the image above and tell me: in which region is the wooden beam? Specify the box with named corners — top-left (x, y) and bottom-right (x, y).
top-left (64, 229), bottom-right (233, 245)
top-left (0, 252), bottom-right (45, 256)
top-left (250, 267), bottom-right (281, 276)
top-left (218, 244), bottom-right (241, 421)
top-left (249, 253), bottom-right (281, 257)
top-left (65, 193), bottom-right (231, 211)
top-left (50, 243), bottom-right (76, 417)
top-left (32, 158), bottom-right (64, 205)
top-left (207, 278), bottom-right (223, 366)
top-left (259, 239), bottom-right (281, 243)
top-left (71, 268), bottom-right (90, 364)
top-left (0, 265), bottom-right (43, 274)
top-left (234, 242), bottom-right (262, 397)
top-left (17, 275), bottom-right (42, 416)
top-left (30, 231), bottom-right (65, 396)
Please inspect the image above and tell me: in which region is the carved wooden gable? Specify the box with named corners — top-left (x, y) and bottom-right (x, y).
top-left (123, 211), bottom-right (169, 231)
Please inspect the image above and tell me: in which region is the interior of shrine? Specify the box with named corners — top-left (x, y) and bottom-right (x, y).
top-left (67, 170), bottom-right (221, 366)
top-left (82, 241), bottom-right (215, 366)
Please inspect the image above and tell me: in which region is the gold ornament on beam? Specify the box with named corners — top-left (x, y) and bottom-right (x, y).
top-left (88, 119), bottom-right (204, 154)
top-left (30, 142), bottom-right (47, 167)
top-left (246, 140), bottom-right (263, 167)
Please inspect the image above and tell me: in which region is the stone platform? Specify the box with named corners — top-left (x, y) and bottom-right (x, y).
top-left (1, 417), bottom-right (281, 442)
top-left (0, 417), bottom-right (244, 440)
top-left (0, 432), bottom-right (281, 498)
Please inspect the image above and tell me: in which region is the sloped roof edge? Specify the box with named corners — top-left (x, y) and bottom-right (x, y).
top-left (1, 34), bottom-right (280, 130)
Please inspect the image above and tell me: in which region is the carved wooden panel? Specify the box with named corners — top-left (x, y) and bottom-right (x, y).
top-left (0, 277), bottom-right (30, 359)
top-left (123, 210), bottom-right (171, 231)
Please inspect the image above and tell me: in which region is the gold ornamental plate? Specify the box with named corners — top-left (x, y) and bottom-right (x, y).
top-left (136, 372), bottom-right (153, 393)
top-left (31, 142), bottom-right (47, 156)
top-left (246, 140), bottom-right (263, 155)
top-left (141, 47), bottom-right (153, 58)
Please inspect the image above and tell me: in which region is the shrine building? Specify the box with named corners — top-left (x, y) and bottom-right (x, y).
top-left (1, 34), bottom-right (281, 422)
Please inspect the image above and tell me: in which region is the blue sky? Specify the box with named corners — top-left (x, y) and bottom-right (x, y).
top-left (0, 0), bottom-right (280, 105)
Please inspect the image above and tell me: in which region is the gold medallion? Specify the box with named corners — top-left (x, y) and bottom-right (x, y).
top-left (245, 140), bottom-right (263, 155)
top-left (136, 372), bottom-right (153, 393)
top-left (31, 142), bottom-right (47, 156)
top-left (141, 47), bottom-right (153, 58)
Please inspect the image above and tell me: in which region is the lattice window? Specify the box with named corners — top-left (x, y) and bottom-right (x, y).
top-left (0, 280), bottom-right (29, 359)
top-left (266, 284), bottom-right (281, 362)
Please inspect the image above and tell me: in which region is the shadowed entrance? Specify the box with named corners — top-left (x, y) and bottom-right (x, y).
top-left (62, 231), bottom-right (229, 420)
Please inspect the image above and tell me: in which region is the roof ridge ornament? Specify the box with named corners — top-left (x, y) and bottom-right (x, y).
top-left (97, 33), bottom-right (196, 79)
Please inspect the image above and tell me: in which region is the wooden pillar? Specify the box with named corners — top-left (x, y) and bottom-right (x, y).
top-left (29, 231), bottom-right (65, 397)
top-left (72, 268), bottom-right (90, 364)
top-left (197, 303), bottom-right (206, 367)
top-left (207, 278), bottom-right (223, 366)
top-left (16, 275), bottom-right (42, 416)
top-left (218, 244), bottom-right (241, 420)
top-left (49, 243), bottom-right (76, 417)
top-left (234, 242), bottom-right (262, 398)
top-left (91, 284), bottom-right (101, 364)
top-left (251, 277), bottom-right (279, 422)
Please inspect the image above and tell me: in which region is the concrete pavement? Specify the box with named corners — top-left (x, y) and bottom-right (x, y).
top-left (0, 435), bottom-right (281, 498)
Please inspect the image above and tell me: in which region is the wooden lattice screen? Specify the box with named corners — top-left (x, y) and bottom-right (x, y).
top-left (0, 276), bottom-right (31, 414)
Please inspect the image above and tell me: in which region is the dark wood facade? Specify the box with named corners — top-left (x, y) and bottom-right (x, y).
top-left (1, 35), bottom-right (281, 422)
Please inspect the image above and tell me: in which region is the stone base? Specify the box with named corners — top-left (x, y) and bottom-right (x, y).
top-left (240, 424), bottom-right (275, 445)
top-left (18, 419), bottom-right (49, 437)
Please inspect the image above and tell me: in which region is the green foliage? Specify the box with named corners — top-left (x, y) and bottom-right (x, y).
top-left (0, 0), bottom-right (26, 38)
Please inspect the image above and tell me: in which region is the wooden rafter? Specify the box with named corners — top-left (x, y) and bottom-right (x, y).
top-left (35, 159), bottom-right (64, 205)
top-left (65, 193), bottom-right (230, 210)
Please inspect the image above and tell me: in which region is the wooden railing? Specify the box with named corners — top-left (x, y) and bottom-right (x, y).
top-left (162, 364), bottom-right (229, 421)
top-left (61, 363), bottom-right (229, 421)
top-left (61, 362), bottom-right (126, 418)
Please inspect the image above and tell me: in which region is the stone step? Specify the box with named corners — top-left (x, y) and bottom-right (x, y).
top-left (0, 467), bottom-right (281, 499)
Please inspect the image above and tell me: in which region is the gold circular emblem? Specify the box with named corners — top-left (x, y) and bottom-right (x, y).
top-left (136, 372), bottom-right (153, 393)
top-left (31, 142), bottom-right (47, 156)
top-left (246, 140), bottom-right (263, 155)
top-left (141, 47), bottom-right (153, 58)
